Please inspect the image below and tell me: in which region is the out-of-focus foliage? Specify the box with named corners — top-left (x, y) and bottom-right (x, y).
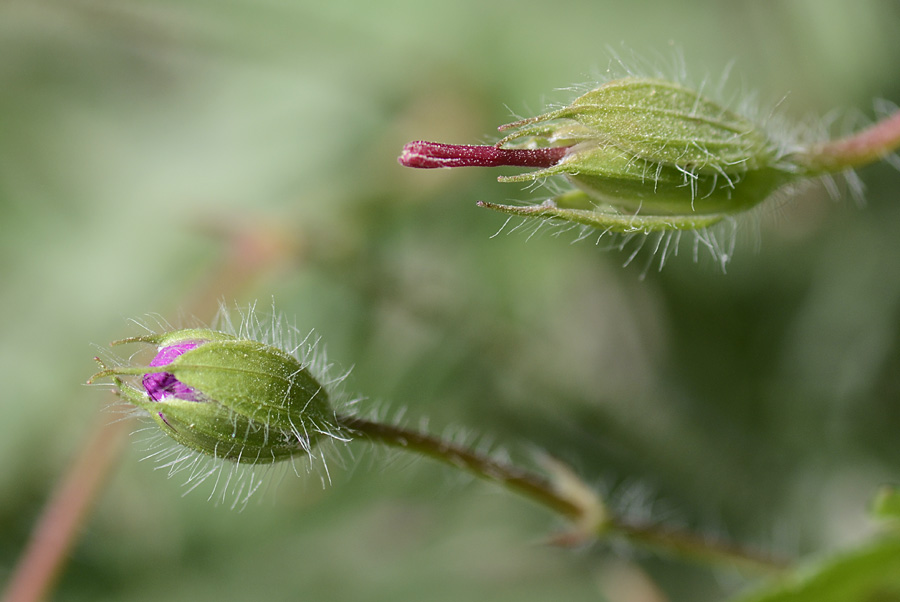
top-left (733, 537), bottom-right (900, 602)
top-left (872, 486), bottom-right (900, 521)
top-left (2, 1), bottom-right (900, 601)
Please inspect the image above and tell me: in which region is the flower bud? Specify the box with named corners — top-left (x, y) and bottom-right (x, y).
top-left (401, 76), bottom-right (807, 233)
top-left (495, 78), bottom-right (798, 218)
top-left (91, 328), bottom-right (338, 464)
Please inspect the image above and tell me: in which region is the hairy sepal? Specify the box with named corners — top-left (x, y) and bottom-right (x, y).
top-left (500, 77), bottom-right (780, 175)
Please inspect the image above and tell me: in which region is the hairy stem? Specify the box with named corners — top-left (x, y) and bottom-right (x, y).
top-left (609, 518), bottom-right (789, 574)
top-left (800, 110), bottom-right (900, 172)
top-left (339, 415), bottom-right (788, 573)
top-left (339, 415), bottom-right (584, 520)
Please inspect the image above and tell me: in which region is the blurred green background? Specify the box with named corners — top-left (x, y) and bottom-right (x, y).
top-left (2, 0), bottom-right (900, 600)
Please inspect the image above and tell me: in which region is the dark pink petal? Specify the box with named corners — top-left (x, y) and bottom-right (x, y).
top-left (143, 341), bottom-right (205, 402)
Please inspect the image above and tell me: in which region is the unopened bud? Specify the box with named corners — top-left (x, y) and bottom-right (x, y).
top-left (90, 328), bottom-right (337, 464)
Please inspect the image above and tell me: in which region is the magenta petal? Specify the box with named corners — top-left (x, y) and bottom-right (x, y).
top-left (149, 341), bottom-right (201, 367)
top-left (142, 340), bottom-right (205, 402)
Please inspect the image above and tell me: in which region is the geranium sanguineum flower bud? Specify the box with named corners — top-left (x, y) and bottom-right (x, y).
top-left (400, 76), bottom-right (814, 235)
top-left (91, 327), bottom-right (339, 464)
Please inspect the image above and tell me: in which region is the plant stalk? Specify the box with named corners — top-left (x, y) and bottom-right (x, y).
top-left (339, 415), bottom-right (788, 574)
top-left (800, 110), bottom-right (900, 172)
top-left (338, 415), bottom-right (584, 520)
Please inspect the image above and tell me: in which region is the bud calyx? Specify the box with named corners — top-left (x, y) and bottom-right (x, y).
top-left (91, 328), bottom-right (339, 464)
top-left (401, 76), bottom-right (808, 233)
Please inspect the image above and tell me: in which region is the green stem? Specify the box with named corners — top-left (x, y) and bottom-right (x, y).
top-left (338, 415), bottom-right (788, 574)
top-left (609, 518), bottom-right (789, 574)
top-left (800, 110), bottom-right (900, 173)
top-left (338, 415), bottom-right (584, 520)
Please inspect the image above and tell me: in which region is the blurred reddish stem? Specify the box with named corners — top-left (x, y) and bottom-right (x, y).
top-left (2, 416), bottom-right (127, 602)
top-left (801, 110), bottom-right (900, 172)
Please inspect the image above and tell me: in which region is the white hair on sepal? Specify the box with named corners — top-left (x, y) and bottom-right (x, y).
top-left (124, 416), bottom-right (333, 511)
top-left (484, 195), bottom-right (742, 275)
top-left (132, 413), bottom-right (355, 511)
top-left (587, 48), bottom-right (814, 166)
top-left (211, 300), bottom-right (356, 406)
top-left (480, 51), bottom-right (825, 272)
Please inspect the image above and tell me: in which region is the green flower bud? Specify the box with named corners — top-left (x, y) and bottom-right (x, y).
top-left (401, 76), bottom-right (809, 234)
top-left (90, 327), bottom-right (339, 465)
top-left (492, 77), bottom-right (802, 230)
